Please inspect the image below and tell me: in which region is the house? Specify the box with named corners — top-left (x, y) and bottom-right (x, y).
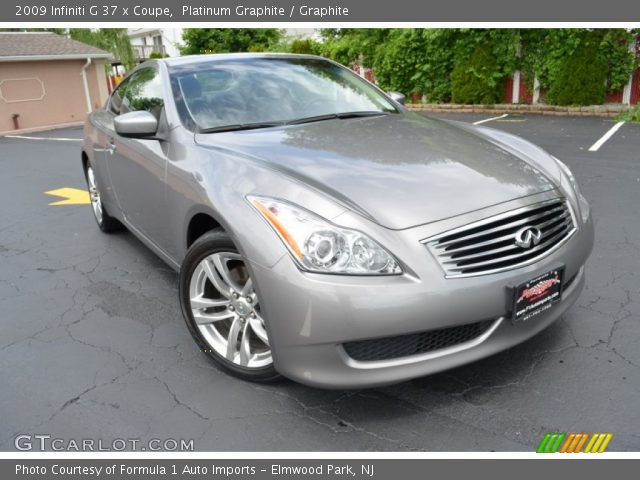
top-left (284, 28), bottom-right (321, 40)
top-left (128, 28), bottom-right (183, 62)
top-left (0, 32), bottom-right (111, 134)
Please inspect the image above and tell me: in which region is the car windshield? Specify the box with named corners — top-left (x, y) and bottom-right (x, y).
top-left (168, 57), bottom-right (398, 132)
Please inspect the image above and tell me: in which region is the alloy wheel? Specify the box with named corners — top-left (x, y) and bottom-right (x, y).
top-left (86, 165), bottom-right (103, 225)
top-left (188, 251), bottom-right (272, 369)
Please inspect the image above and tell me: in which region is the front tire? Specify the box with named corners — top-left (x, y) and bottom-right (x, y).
top-left (179, 230), bottom-right (280, 382)
top-left (84, 161), bottom-right (123, 233)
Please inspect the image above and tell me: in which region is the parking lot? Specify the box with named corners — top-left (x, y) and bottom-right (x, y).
top-left (1, 113), bottom-right (638, 451)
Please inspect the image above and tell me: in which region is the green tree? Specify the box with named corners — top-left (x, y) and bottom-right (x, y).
top-left (372, 29), bottom-right (518, 103)
top-left (69, 29), bottom-right (136, 70)
top-left (373, 29), bottom-right (458, 102)
top-left (319, 29), bottom-right (390, 66)
top-left (520, 29), bottom-right (636, 102)
top-left (180, 29), bottom-right (283, 55)
top-left (451, 43), bottom-right (506, 104)
top-left (546, 38), bottom-right (607, 105)
top-left (288, 38), bottom-right (322, 55)
top-left (599, 29), bottom-right (638, 93)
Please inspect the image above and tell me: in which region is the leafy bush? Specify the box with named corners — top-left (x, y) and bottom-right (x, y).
top-left (324, 29), bottom-right (519, 104)
top-left (180, 29), bottom-right (283, 55)
top-left (520, 29), bottom-right (637, 103)
top-left (373, 29), bottom-right (456, 102)
top-left (617, 106), bottom-right (640, 123)
top-left (600, 29), bottom-right (638, 93)
top-left (451, 43), bottom-right (505, 104)
top-left (319, 29), bottom-right (389, 67)
top-left (288, 38), bottom-right (322, 55)
top-left (546, 40), bottom-right (607, 106)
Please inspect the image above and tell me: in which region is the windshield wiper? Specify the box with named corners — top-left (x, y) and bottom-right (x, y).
top-left (197, 121), bottom-right (286, 134)
top-left (286, 111), bottom-right (391, 126)
top-left (197, 111), bottom-right (391, 132)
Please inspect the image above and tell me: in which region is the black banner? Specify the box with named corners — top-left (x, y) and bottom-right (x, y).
top-left (3, 0), bottom-right (640, 22)
top-left (3, 459), bottom-right (640, 480)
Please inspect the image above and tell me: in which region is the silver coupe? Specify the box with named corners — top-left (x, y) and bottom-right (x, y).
top-left (82, 54), bottom-right (593, 388)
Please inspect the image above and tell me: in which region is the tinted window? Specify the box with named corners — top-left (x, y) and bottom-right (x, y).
top-left (109, 76), bottom-right (132, 115)
top-left (169, 57), bottom-right (397, 131)
top-left (120, 68), bottom-right (165, 118)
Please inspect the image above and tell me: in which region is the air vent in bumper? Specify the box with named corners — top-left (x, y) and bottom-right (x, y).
top-left (342, 320), bottom-right (494, 362)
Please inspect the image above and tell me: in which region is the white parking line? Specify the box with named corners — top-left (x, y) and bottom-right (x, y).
top-left (588, 121), bottom-right (625, 152)
top-left (473, 113), bottom-right (509, 125)
top-left (3, 135), bottom-right (81, 142)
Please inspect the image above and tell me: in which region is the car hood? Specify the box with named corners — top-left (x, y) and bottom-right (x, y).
top-left (195, 113), bottom-right (558, 230)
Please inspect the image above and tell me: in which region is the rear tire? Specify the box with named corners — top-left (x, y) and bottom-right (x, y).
top-left (84, 161), bottom-right (123, 233)
top-left (179, 229), bottom-right (280, 383)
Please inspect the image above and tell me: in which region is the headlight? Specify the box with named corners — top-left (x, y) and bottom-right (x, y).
top-left (248, 196), bottom-right (402, 275)
top-left (553, 157), bottom-right (590, 223)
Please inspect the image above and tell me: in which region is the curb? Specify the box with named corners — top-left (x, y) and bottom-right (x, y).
top-left (406, 103), bottom-right (633, 118)
top-left (0, 121), bottom-right (83, 137)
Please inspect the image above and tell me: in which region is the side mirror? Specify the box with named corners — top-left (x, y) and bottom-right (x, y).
top-left (387, 91), bottom-right (406, 106)
top-left (114, 111), bottom-right (158, 138)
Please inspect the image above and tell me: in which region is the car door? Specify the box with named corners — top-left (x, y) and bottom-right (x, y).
top-left (88, 75), bottom-right (134, 215)
top-left (105, 66), bottom-right (172, 250)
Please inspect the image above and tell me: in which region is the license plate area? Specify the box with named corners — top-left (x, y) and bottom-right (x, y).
top-left (511, 267), bottom-right (564, 323)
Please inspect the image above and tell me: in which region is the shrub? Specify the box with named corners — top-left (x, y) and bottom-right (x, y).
top-left (289, 38), bottom-right (322, 55)
top-left (617, 106), bottom-right (640, 123)
top-left (451, 43), bottom-right (505, 104)
top-left (319, 28), bottom-right (635, 106)
top-left (546, 40), bottom-right (607, 106)
top-left (373, 29), bottom-right (456, 102)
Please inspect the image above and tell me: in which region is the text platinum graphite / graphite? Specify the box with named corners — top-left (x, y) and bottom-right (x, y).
top-left (182, 5), bottom-right (350, 17)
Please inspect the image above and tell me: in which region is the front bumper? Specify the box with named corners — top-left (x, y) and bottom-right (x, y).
top-left (250, 208), bottom-right (594, 389)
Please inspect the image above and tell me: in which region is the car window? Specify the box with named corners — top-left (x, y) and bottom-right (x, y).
top-left (169, 58), bottom-right (397, 131)
top-left (120, 68), bottom-right (165, 119)
top-left (108, 76), bottom-right (132, 115)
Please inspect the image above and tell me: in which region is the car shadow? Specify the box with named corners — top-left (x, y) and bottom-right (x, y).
top-left (264, 317), bottom-right (575, 427)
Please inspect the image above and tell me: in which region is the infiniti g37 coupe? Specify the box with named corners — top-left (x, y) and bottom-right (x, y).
top-left (82, 54), bottom-right (593, 388)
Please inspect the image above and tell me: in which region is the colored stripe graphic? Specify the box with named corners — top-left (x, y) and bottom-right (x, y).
top-left (560, 433), bottom-right (589, 453)
top-left (559, 433), bottom-right (575, 453)
top-left (536, 433), bottom-right (566, 453)
top-left (584, 433), bottom-right (613, 453)
top-left (539, 432), bottom-right (613, 453)
top-left (573, 433), bottom-right (590, 452)
top-left (536, 433), bottom-right (553, 453)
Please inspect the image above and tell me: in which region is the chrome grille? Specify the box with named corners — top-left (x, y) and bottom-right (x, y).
top-left (424, 199), bottom-right (577, 277)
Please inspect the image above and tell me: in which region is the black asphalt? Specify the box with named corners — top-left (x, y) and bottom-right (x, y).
top-left (0, 114), bottom-right (638, 451)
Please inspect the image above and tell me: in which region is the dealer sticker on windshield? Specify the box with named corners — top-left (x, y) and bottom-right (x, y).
top-left (512, 268), bottom-right (564, 323)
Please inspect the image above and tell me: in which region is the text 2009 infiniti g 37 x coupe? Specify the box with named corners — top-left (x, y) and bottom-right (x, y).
top-left (82, 54), bottom-right (593, 388)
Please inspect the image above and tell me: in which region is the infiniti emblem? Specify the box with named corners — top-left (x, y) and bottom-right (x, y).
top-left (514, 226), bottom-right (542, 249)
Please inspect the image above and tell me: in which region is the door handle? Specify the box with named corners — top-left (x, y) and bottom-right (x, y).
top-left (107, 138), bottom-right (116, 155)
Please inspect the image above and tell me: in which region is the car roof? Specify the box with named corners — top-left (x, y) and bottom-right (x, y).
top-left (158, 52), bottom-right (327, 68)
